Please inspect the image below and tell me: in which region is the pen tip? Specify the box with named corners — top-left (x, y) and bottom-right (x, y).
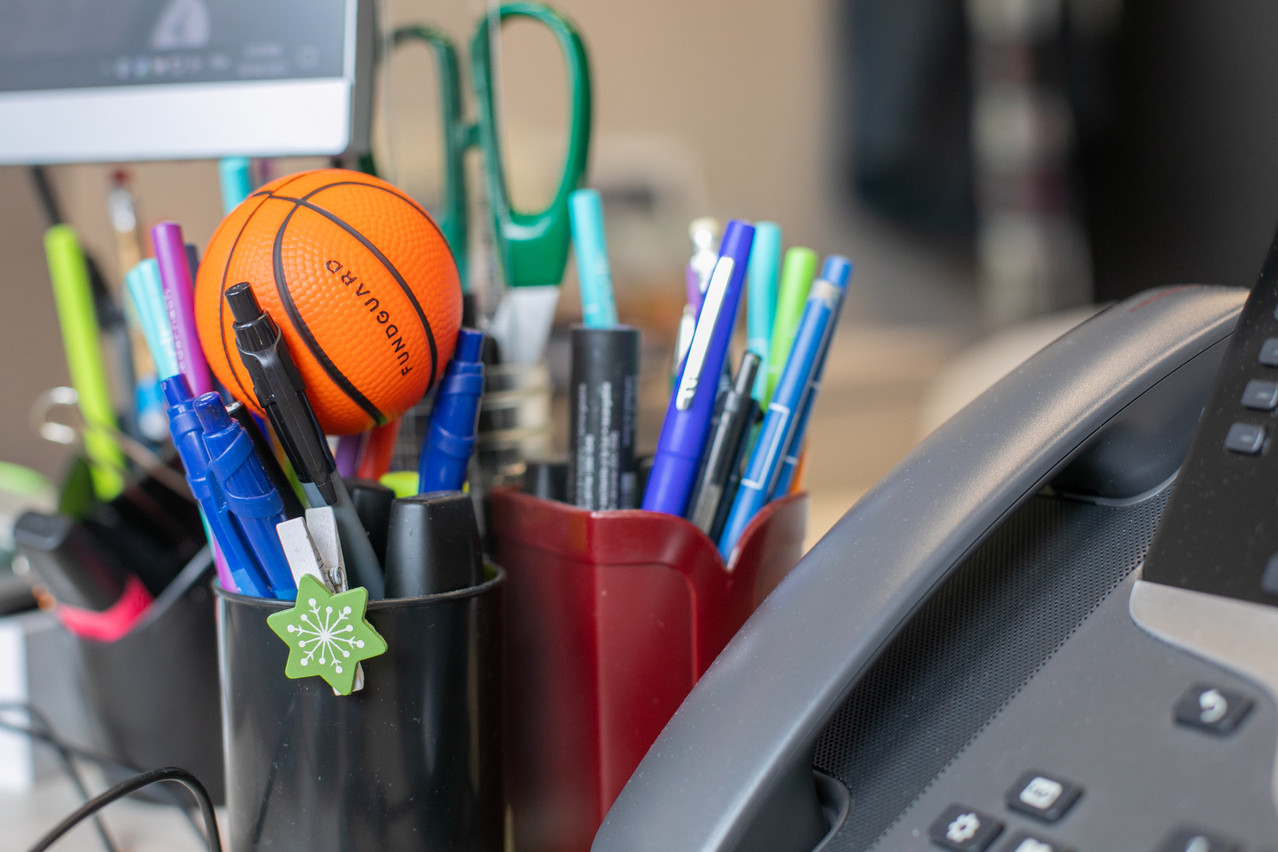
top-left (318, 477), bottom-right (338, 506)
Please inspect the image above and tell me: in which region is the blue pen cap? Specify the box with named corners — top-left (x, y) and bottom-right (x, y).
top-left (454, 328), bottom-right (484, 364)
top-left (192, 391), bottom-right (235, 434)
top-left (820, 255), bottom-right (853, 290)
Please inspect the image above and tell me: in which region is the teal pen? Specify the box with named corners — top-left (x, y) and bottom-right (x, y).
top-left (746, 222), bottom-right (782, 403)
top-left (219, 157), bottom-right (254, 215)
top-left (569, 188), bottom-right (618, 328)
top-left (124, 260), bottom-right (179, 379)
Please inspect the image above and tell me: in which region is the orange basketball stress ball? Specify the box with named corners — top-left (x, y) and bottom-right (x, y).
top-left (195, 169), bottom-right (462, 435)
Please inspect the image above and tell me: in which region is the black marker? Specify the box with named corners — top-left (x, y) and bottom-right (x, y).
top-left (523, 455), bottom-right (570, 502)
top-left (347, 478), bottom-right (395, 567)
top-left (383, 492), bottom-right (483, 598)
top-left (686, 351), bottom-right (761, 539)
top-left (567, 325), bottom-right (640, 511)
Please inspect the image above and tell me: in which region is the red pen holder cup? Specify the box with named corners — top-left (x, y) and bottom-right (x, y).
top-left (488, 487), bottom-right (808, 852)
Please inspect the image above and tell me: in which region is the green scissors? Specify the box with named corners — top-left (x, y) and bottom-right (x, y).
top-left (390, 2), bottom-right (592, 363)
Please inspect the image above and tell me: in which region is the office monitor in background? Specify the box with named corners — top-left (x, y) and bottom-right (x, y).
top-left (0, 0), bottom-right (375, 164)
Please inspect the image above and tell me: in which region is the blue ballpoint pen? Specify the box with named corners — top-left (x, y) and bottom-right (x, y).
top-left (643, 220), bottom-right (755, 517)
top-left (570, 189), bottom-right (618, 329)
top-left (193, 392), bottom-right (296, 599)
top-left (718, 255), bottom-right (853, 558)
top-left (746, 222), bottom-right (782, 403)
top-left (418, 329), bottom-right (486, 493)
top-left (772, 262), bottom-right (853, 496)
top-left (163, 376), bottom-right (270, 598)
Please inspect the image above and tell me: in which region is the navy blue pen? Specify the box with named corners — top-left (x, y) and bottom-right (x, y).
top-left (418, 329), bottom-right (485, 493)
top-left (643, 220), bottom-right (755, 516)
top-left (718, 255), bottom-right (852, 558)
top-left (193, 392), bottom-right (296, 599)
top-left (163, 376), bottom-right (270, 598)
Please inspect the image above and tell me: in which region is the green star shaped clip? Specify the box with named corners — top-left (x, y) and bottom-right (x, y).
top-left (266, 575), bottom-right (388, 696)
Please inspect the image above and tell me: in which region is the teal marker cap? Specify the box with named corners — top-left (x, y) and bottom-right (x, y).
top-left (219, 157), bottom-right (253, 216)
top-left (569, 188), bottom-right (618, 328)
top-left (746, 221), bottom-right (782, 401)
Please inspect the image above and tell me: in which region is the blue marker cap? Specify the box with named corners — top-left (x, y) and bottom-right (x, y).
top-left (418, 329), bottom-right (486, 494)
top-left (570, 189), bottom-right (618, 329)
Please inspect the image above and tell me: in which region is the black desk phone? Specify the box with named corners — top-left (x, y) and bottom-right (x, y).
top-left (596, 228), bottom-right (1278, 851)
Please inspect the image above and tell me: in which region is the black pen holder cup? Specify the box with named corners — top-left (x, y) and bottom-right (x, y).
top-left (73, 550), bottom-right (225, 804)
top-left (216, 568), bottom-right (506, 852)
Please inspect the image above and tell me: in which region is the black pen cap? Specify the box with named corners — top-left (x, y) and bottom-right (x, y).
top-left (523, 455), bottom-right (570, 502)
top-left (226, 281), bottom-right (274, 348)
top-left (346, 478), bottom-right (395, 567)
top-left (384, 492), bottom-right (483, 598)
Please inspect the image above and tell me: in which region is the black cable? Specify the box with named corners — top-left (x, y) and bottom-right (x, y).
top-left (0, 704), bottom-right (117, 852)
top-left (25, 767), bottom-right (221, 852)
top-left (0, 712), bottom-right (208, 842)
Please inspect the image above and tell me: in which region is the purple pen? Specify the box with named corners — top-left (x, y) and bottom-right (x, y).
top-left (153, 221), bottom-right (213, 397)
top-left (643, 219), bottom-right (755, 516)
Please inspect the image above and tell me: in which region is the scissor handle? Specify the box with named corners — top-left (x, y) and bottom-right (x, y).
top-left (472, 2), bottom-right (592, 288)
top-left (387, 25), bottom-right (472, 285)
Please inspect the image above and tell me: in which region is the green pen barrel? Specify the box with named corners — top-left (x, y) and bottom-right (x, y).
top-left (216, 567), bottom-right (506, 852)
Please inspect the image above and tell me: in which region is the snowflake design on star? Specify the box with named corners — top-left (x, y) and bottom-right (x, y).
top-left (287, 598), bottom-right (364, 674)
top-left (266, 575), bottom-right (388, 695)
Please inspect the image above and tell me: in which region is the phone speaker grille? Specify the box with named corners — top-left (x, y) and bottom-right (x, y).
top-left (812, 487), bottom-right (1169, 851)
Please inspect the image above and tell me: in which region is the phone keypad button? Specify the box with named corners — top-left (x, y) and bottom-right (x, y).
top-left (1173, 683), bottom-right (1253, 735)
top-left (1224, 423), bottom-right (1266, 454)
top-left (1242, 379), bottom-right (1278, 410)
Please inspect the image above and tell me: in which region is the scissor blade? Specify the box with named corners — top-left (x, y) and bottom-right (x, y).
top-left (489, 286), bottom-right (561, 365)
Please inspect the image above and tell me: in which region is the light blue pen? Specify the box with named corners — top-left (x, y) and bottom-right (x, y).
top-left (569, 188), bottom-right (618, 328)
top-left (746, 222), bottom-right (781, 403)
top-left (773, 261), bottom-right (855, 496)
top-left (125, 259), bottom-right (179, 379)
top-left (219, 157), bottom-right (254, 215)
top-left (718, 255), bottom-right (852, 559)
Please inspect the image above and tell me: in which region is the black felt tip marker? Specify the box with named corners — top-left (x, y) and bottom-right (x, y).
top-left (567, 325), bottom-right (641, 511)
top-left (687, 350), bottom-right (762, 538)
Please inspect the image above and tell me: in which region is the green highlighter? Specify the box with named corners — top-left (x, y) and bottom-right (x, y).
top-left (45, 225), bottom-right (125, 500)
top-left (764, 247), bottom-right (819, 406)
